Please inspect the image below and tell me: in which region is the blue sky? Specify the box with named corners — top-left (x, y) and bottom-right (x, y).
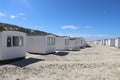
top-left (0, 0), bottom-right (120, 41)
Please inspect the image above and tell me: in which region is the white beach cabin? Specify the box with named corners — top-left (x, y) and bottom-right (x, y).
top-left (94, 40), bottom-right (98, 44)
top-left (98, 40), bottom-right (102, 45)
top-left (108, 39), bottom-right (115, 47)
top-left (55, 36), bottom-right (69, 51)
top-left (69, 37), bottom-right (80, 50)
top-left (102, 39), bottom-right (108, 46)
top-left (115, 37), bottom-right (120, 48)
top-left (79, 37), bottom-right (86, 48)
top-left (0, 31), bottom-right (26, 60)
top-left (102, 39), bottom-right (106, 45)
top-left (105, 39), bottom-right (109, 46)
top-left (94, 40), bottom-right (102, 45)
top-left (26, 35), bottom-right (56, 54)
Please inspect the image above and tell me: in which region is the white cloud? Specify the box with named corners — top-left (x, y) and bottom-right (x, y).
top-left (19, 13), bottom-right (24, 16)
top-left (0, 12), bottom-right (6, 17)
top-left (61, 25), bottom-right (78, 29)
top-left (84, 26), bottom-right (93, 29)
top-left (18, 13), bottom-right (26, 20)
top-left (0, 12), bottom-right (25, 20)
top-left (10, 15), bottom-right (16, 19)
top-left (10, 13), bottom-right (25, 19)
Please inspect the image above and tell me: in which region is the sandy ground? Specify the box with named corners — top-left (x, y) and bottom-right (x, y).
top-left (1, 44), bottom-right (120, 80)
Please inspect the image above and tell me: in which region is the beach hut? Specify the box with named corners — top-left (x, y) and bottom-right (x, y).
top-left (0, 31), bottom-right (26, 60)
top-left (26, 35), bottom-right (56, 54)
top-left (105, 39), bottom-right (109, 46)
top-left (102, 39), bottom-right (108, 46)
top-left (108, 39), bottom-right (115, 47)
top-left (55, 36), bottom-right (69, 51)
top-left (79, 37), bottom-right (86, 48)
top-left (94, 40), bottom-right (102, 45)
top-left (94, 40), bottom-right (98, 44)
top-left (115, 37), bottom-right (120, 48)
top-left (69, 37), bottom-right (80, 50)
top-left (98, 40), bottom-right (102, 45)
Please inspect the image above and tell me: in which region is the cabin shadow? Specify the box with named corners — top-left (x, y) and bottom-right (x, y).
top-left (28, 52), bottom-right (56, 55)
top-left (84, 44), bottom-right (92, 48)
top-left (10, 58), bottom-right (44, 67)
top-left (80, 47), bottom-right (85, 49)
top-left (0, 57), bottom-right (25, 65)
top-left (54, 51), bottom-right (69, 56)
top-left (85, 46), bottom-right (92, 48)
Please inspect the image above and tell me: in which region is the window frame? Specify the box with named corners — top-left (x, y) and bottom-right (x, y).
top-left (7, 36), bottom-right (12, 47)
top-left (19, 36), bottom-right (24, 47)
top-left (7, 35), bottom-right (24, 47)
top-left (13, 36), bottom-right (19, 47)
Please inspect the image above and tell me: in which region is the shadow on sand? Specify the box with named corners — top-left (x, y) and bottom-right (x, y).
top-left (84, 43), bottom-right (92, 48)
top-left (10, 58), bottom-right (44, 67)
top-left (29, 51), bottom-right (69, 56)
top-left (28, 52), bottom-right (55, 55)
top-left (0, 57), bottom-right (25, 65)
top-left (0, 57), bottom-right (44, 67)
top-left (54, 51), bottom-right (69, 56)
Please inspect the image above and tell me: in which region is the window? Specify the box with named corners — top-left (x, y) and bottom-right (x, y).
top-left (47, 37), bottom-right (50, 45)
top-left (75, 41), bottom-right (77, 44)
top-left (7, 36), bottom-right (12, 47)
top-left (65, 39), bottom-right (67, 45)
top-left (7, 36), bottom-right (24, 47)
top-left (81, 40), bottom-right (83, 44)
top-left (53, 37), bottom-right (55, 45)
top-left (50, 37), bottom-right (53, 45)
top-left (50, 37), bottom-right (52, 45)
top-left (51, 37), bottom-right (55, 45)
top-left (65, 39), bottom-right (69, 45)
top-left (67, 39), bottom-right (69, 45)
top-left (13, 36), bottom-right (19, 46)
top-left (47, 37), bottom-right (55, 45)
top-left (19, 36), bottom-right (23, 47)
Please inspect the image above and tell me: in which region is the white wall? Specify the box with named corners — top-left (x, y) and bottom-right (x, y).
top-left (98, 40), bottom-right (102, 45)
top-left (76, 38), bottom-right (81, 48)
top-left (0, 32), bottom-right (2, 60)
top-left (115, 38), bottom-right (120, 48)
top-left (102, 39), bottom-right (108, 45)
top-left (55, 37), bottom-right (69, 51)
top-left (108, 39), bottom-right (115, 47)
top-left (69, 39), bottom-right (79, 50)
top-left (27, 36), bottom-right (45, 53)
top-left (27, 35), bottom-right (56, 54)
top-left (105, 40), bottom-right (108, 46)
top-left (80, 38), bottom-right (86, 47)
top-left (70, 37), bottom-right (85, 48)
top-left (102, 40), bottom-right (106, 45)
top-left (1, 31), bottom-right (26, 60)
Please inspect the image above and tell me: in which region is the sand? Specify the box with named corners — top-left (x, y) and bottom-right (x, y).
top-left (1, 44), bottom-right (120, 80)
